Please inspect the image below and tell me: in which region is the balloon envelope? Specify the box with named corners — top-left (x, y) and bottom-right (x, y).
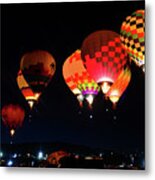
top-left (120, 10), bottom-right (145, 67)
top-left (20, 50), bottom-right (56, 95)
top-left (1, 104), bottom-right (25, 136)
top-left (81, 30), bottom-right (128, 94)
top-left (16, 70), bottom-right (38, 109)
top-left (63, 50), bottom-right (100, 106)
top-left (106, 67), bottom-right (131, 105)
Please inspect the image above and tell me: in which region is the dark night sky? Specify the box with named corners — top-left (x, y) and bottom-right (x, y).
top-left (1, 1), bottom-right (145, 151)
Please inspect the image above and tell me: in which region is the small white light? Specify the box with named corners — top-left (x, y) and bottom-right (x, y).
top-left (90, 115), bottom-right (93, 119)
top-left (38, 151), bottom-right (43, 160)
top-left (0, 152), bottom-right (3, 158)
top-left (106, 108), bottom-right (109, 112)
top-left (113, 116), bottom-right (117, 120)
top-left (7, 160), bottom-right (13, 166)
top-left (12, 153), bottom-right (17, 158)
top-left (101, 82), bottom-right (111, 94)
top-left (86, 95), bottom-right (94, 105)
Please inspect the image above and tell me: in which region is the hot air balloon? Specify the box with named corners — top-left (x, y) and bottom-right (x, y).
top-left (16, 70), bottom-right (38, 109)
top-left (63, 50), bottom-right (100, 107)
top-left (47, 150), bottom-right (70, 167)
top-left (106, 67), bottom-right (131, 108)
top-left (20, 50), bottom-right (56, 99)
top-left (62, 51), bottom-right (83, 106)
top-left (1, 104), bottom-right (25, 137)
top-left (81, 30), bottom-right (128, 95)
top-left (120, 10), bottom-right (145, 71)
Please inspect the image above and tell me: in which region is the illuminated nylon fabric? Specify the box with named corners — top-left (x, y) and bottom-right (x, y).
top-left (1, 104), bottom-right (25, 137)
top-left (62, 51), bottom-right (81, 96)
top-left (120, 10), bottom-right (145, 67)
top-left (81, 30), bottom-right (128, 94)
top-left (20, 50), bottom-right (56, 95)
top-left (16, 70), bottom-right (38, 109)
top-left (47, 151), bottom-right (70, 166)
top-left (106, 67), bottom-right (131, 106)
top-left (63, 50), bottom-right (100, 106)
top-left (69, 50), bottom-right (100, 96)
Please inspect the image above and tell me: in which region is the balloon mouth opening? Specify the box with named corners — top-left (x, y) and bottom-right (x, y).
top-left (107, 90), bottom-right (120, 104)
top-left (28, 100), bottom-right (35, 109)
top-left (85, 94), bottom-right (94, 105)
top-left (77, 94), bottom-right (84, 107)
top-left (100, 81), bottom-right (113, 94)
top-left (10, 129), bottom-right (15, 137)
top-left (109, 96), bottom-right (120, 104)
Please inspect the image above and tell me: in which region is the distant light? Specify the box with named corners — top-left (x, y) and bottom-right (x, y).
top-left (75, 155), bottom-right (79, 159)
top-left (85, 156), bottom-right (93, 160)
top-left (27, 153), bottom-right (31, 157)
top-left (90, 115), bottom-right (93, 119)
top-left (31, 161), bottom-right (35, 167)
top-left (111, 152), bottom-right (114, 155)
top-left (7, 160), bottom-right (13, 166)
top-left (78, 111), bottom-right (82, 115)
top-left (12, 153), bottom-right (17, 158)
top-left (0, 152), bottom-right (3, 158)
top-left (106, 108), bottom-right (109, 112)
top-left (141, 159), bottom-right (145, 169)
top-left (38, 151), bottom-right (43, 160)
top-left (113, 116), bottom-right (117, 120)
top-left (99, 153), bottom-right (102, 157)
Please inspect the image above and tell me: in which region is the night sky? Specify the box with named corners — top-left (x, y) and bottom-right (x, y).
top-left (1, 1), bottom-right (145, 151)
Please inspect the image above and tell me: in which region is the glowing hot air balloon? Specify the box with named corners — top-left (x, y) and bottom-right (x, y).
top-left (62, 51), bottom-right (82, 106)
top-left (120, 10), bottom-right (145, 71)
top-left (20, 50), bottom-right (56, 98)
top-left (16, 70), bottom-right (38, 109)
top-left (106, 67), bottom-right (131, 108)
top-left (81, 30), bottom-right (128, 95)
top-left (47, 150), bottom-right (70, 167)
top-left (63, 50), bottom-right (100, 107)
top-left (1, 104), bottom-right (25, 137)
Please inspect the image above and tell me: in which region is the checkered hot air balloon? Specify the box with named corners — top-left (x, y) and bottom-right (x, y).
top-left (62, 51), bottom-right (82, 106)
top-left (20, 50), bottom-right (56, 98)
top-left (106, 66), bottom-right (131, 109)
top-left (81, 30), bottom-right (128, 95)
top-left (120, 10), bottom-right (145, 71)
top-left (62, 50), bottom-right (100, 107)
top-left (16, 70), bottom-right (39, 109)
